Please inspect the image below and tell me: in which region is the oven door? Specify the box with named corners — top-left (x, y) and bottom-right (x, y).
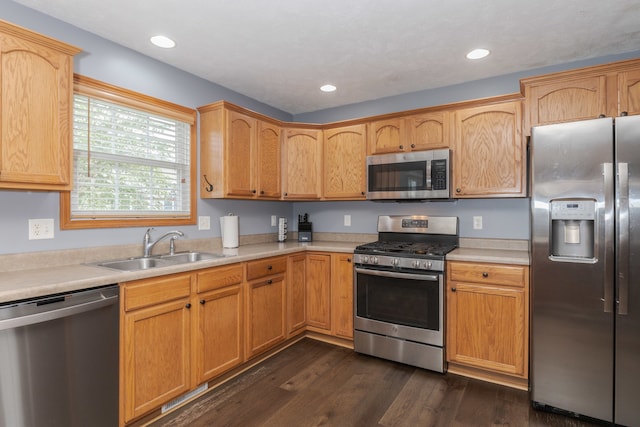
top-left (354, 266), bottom-right (443, 346)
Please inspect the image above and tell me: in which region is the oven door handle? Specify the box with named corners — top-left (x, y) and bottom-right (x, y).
top-left (355, 267), bottom-right (439, 281)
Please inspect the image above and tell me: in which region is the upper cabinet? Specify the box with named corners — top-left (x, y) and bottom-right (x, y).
top-left (282, 127), bottom-right (323, 200)
top-left (323, 124), bottom-right (366, 199)
top-left (0, 20), bottom-right (80, 190)
top-left (452, 99), bottom-right (525, 198)
top-left (368, 111), bottom-right (449, 155)
top-left (521, 58), bottom-right (640, 134)
top-left (198, 102), bottom-right (281, 199)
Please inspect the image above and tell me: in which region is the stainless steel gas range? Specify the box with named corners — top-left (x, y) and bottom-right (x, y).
top-left (353, 215), bottom-right (458, 373)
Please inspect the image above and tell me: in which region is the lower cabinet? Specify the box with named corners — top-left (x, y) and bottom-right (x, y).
top-left (245, 256), bottom-right (287, 359)
top-left (305, 251), bottom-right (354, 338)
top-left (446, 261), bottom-right (529, 387)
top-left (287, 253), bottom-right (307, 336)
top-left (193, 264), bottom-right (244, 384)
top-left (120, 273), bottom-right (193, 425)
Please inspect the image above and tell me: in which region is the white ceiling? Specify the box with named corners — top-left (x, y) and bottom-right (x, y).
top-left (12, 0), bottom-right (640, 114)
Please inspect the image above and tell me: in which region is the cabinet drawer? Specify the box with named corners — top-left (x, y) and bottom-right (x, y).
top-left (246, 256), bottom-right (287, 280)
top-left (448, 262), bottom-right (526, 288)
top-left (196, 264), bottom-right (244, 293)
top-left (123, 273), bottom-right (192, 311)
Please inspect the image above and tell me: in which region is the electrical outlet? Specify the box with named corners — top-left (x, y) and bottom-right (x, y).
top-left (344, 214), bottom-right (351, 227)
top-left (198, 216), bottom-right (211, 230)
top-left (28, 218), bottom-right (54, 240)
top-left (473, 216), bottom-right (483, 230)
top-left (271, 215), bottom-right (277, 227)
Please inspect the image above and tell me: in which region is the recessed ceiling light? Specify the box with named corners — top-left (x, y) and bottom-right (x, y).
top-left (150, 35), bottom-right (176, 49)
top-left (320, 84), bottom-right (337, 93)
top-left (466, 48), bottom-right (490, 60)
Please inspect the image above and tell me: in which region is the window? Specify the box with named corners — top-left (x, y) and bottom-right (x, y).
top-left (60, 75), bottom-right (197, 229)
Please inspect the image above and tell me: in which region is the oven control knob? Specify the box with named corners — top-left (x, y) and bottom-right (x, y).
top-left (373, 257), bottom-right (379, 264)
top-left (363, 256), bottom-right (370, 264)
top-left (426, 261), bottom-right (432, 269)
top-left (392, 258), bottom-right (400, 266)
top-left (412, 260), bottom-right (420, 269)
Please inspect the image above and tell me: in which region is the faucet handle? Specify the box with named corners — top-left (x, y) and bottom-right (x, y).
top-left (169, 236), bottom-right (178, 255)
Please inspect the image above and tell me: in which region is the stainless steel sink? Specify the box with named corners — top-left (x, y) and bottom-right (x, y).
top-left (94, 251), bottom-right (224, 271)
top-left (158, 252), bottom-right (223, 263)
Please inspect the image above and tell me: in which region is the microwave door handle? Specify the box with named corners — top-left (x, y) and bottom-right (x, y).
top-left (426, 160), bottom-right (432, 190)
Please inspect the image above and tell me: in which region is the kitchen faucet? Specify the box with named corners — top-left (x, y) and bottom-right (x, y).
top-left (143, 228), bottom-right (184, 257)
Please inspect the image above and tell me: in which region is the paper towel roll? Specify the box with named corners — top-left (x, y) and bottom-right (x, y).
top-left (220, 214), bottom-right (239, 248)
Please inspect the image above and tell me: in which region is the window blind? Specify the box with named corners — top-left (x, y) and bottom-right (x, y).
top-left (71, 94), bottom-right (191, 217)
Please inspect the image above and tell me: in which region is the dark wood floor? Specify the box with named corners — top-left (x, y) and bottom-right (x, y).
top-left (152, 338), bottom-right (602, 427)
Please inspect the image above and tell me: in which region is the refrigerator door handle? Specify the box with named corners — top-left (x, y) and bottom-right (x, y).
top-left (604, 162), bottom-right (615, 313)
top-left (618, 162), bottom-right (629, 315)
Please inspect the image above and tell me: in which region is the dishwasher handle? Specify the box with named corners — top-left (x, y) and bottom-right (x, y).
top-left (0, 289), bottom-right (119, 331)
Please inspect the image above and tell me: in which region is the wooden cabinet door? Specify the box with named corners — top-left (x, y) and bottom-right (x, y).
top-left (523, 75), bottom-right (608, 133)
top-left (306, 253), bottom-right (332, 331)
top-left (256, 120), bottom-right (281, 198)
top-left (226, 110), bottom-right (256, 197)
top-left (323, 124), bottom-right (366, 199)
top-left (246, 274), bottom-right (286, 358)
top-left (453, 101), bottom-right (525, 198)
top-left (368, 118), bottom-right (406, 154)
top-left (287, 253), bottom-right (307, 336)
top-left (193, 284), bottom-right (244, 384)
top-left (0, 25), bottom-right (79, 190)
top-left (122, 299), bottom-right (191, 423)
top-left (407, 111), bottom-right (449, 150)
top-left (619, 68), bottom-right (640, 117)
top-left (331, 253), bottom-right (354, 339)
top-left (282, 128), bottom-right (323, 199)
top-left (447, 282), bottom-right (526, 377)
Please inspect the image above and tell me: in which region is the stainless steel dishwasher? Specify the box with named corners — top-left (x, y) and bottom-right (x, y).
top-left (0, 285), bottom-right (119, 427)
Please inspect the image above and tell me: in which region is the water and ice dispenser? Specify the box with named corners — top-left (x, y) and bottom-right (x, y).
top-left (550, 199), bottom-right (595, 259)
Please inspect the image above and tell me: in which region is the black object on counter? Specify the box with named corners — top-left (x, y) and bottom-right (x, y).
top-left (298, 213), bottom-right (312, 242)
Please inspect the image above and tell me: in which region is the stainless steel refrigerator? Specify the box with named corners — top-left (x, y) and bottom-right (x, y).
top-left (530, 115), bottom-right (640, 425)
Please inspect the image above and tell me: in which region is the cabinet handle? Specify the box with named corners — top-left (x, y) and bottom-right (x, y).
top-left (622, 111), bottom-right (629, 116)
top-left (186, 303), bottom-right (192, 309)
top-left (200, 299), bottom-right (205, 305)
top-left (451, 287), bottom-right (457, 292)
top-left (482, 272), bottom-right (489, 278)
top-left (599, 114), bottom-right (606, 118)
top-left (267, 265), bottom-right (273, 270)
top-left (203, 175), bottom-right (214, 192)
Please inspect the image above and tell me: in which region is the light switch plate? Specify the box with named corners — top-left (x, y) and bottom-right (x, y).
top-left (344, 214), bottom-right (351, 227)
top-left (198, 216), bottom-right (211, 230)
top-left (473, 216), bottom-right (483, 230)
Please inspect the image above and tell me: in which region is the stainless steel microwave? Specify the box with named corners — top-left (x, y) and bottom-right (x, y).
top-left (366, 149), bottom-right (451, 200)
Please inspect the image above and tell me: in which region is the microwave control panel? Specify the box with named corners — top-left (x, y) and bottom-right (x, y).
top-left (431, 159), bottom-right (448, 190)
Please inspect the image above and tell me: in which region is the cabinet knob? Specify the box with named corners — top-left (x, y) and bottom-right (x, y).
top-left (399, 145), bottom-right (404, 149)
top-left (186, 303), bottom-right (192, 309)
top-left (411, 144), bottom-right (415, 148)
top-left (451, 287), bottom-right (457, 292)
top-left (347, 258), bottom-right (352, 263)
top-left (267, 265), bottom-right (273, 270)
top-left (284, 192), bottom-right (288, 196)
top-left (456, 188), bottom-right (461, 193)
top-left (622, 111), bottom-right (629, 116)
top-left (200, 299), bottom-right (205, 305)
top-left (267, 279), bottom-right (273, 285)
top-left (252, 189), bottom-right (257, 194)
top-left (482, 272), bottom-right (489, 278)
top-left (361, 191), bottom-right (365, 196)
top-left (260, 190), bottom-right (265, 195)
top-left (599, 114), bottom-right (606, 118)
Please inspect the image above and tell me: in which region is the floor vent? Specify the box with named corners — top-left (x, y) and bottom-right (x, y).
top-left (161, 383), bottom-right (208, 414)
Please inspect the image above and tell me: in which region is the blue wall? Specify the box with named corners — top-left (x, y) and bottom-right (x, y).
top-left (1, 0), bottom-right (638, 254)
